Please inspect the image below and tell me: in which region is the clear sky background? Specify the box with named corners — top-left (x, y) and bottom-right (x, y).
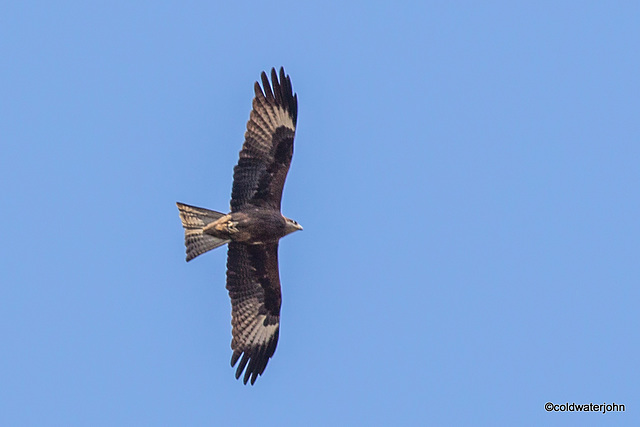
top-left (1, 2), bottom-right (638, 426)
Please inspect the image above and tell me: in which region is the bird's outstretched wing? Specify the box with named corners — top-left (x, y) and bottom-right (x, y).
top-left (230, 67), bottom-right (298, 212)
top-left (226, 242), bottom-right (281, 385)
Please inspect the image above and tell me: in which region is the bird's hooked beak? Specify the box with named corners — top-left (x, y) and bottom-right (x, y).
top-left (285, 218), bottom-right (303, 234)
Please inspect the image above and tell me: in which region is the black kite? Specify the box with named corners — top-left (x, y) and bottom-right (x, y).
top-left (176, 68), bottom-right (301, 385)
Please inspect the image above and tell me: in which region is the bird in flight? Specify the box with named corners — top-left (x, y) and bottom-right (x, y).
top-left (176, 67), bottom-right (301, 385)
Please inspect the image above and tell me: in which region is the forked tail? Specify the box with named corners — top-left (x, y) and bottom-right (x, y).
top-left (176, 202), bottom-right (230, 261)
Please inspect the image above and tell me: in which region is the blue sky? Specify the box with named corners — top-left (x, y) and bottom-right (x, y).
top-left (1, 2), bottom-right (638, 426)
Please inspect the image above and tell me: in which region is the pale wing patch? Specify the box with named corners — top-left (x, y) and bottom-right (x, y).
top-left (249, 101), bottom-right (295, 141)
top-left (238, 315), bottom-right (277, 346)
top-left (273, 106), bottom-right (295, 131)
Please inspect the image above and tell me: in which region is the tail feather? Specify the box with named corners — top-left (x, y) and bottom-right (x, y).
top-left (176, 202), bottom-right (230, 261)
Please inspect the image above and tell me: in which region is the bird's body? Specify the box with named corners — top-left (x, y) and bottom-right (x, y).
top-left (176, 68), bottom-right (301, 385)
top-left (204, 208), bottom-right (299, 245)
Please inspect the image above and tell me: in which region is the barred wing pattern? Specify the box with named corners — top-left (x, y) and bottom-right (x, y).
top-left (226, 242), bottom-right (281, 385)
top-left (230, 67), bottom-right (298, 212)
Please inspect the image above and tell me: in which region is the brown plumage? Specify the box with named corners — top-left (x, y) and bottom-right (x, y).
top-left (176, 67), bottom-right (301, 385)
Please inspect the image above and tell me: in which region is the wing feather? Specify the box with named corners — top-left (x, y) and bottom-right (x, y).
top-left (226, 242), bottom-right (282, 385)
top-left (231, 67), bottom-right (297, 212)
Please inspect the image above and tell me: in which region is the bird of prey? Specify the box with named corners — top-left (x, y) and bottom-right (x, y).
top-left (176, 67), bottom-right (301, 385)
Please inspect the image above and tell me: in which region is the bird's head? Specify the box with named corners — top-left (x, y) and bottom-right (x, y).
top-left (284, 217), bottom-right (303, 235)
